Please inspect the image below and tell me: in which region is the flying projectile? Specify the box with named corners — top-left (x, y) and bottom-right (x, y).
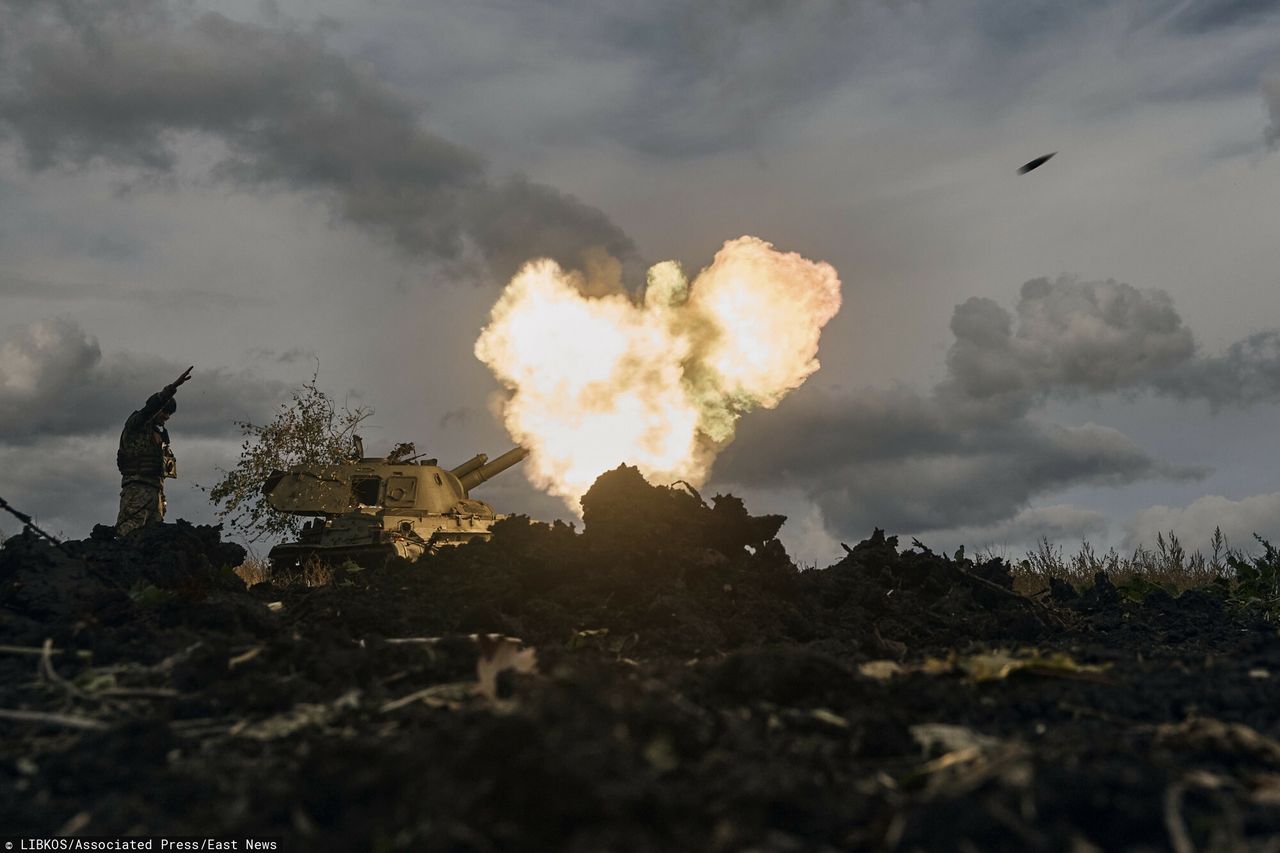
top-left (1018, 152), bottom-right (1056, 174)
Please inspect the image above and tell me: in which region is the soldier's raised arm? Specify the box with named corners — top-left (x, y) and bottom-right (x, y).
top-left (168, 366), bottom-right (194, 392)
top-left (139, 366), bottom-right (194, 420)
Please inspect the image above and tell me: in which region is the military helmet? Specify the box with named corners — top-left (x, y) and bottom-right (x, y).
top-left (148, 393), bottom-right (178, 415)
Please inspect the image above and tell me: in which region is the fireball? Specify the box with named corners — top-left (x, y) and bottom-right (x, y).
top-left (474, 236), bottom-right (842, 509)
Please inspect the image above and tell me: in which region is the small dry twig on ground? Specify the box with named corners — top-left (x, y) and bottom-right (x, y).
top-left (0, 644), bottom-right (64, 657)
top-left (0, 708), bottom-right (108, 731)
top-left (38, 638), bottom-right (87, 700)
top-left (93, 687), bottom-right (179, 699)
top-left (953, 564), bottom-right (1064, 629)
top-left (475, 635), bottom-right (538, 700)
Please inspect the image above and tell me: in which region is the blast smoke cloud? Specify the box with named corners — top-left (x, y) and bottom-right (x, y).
top-left (475, 236), bottom-right (841, 509)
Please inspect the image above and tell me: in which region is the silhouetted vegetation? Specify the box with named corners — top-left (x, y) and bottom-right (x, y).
top-left (998, 527), bottom-right (1280, 619)
top-left (203, 374), bottom-right (371, 542)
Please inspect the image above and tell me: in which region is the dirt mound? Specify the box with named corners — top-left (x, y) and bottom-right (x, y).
top-left (321, 467), bottom-right (1049, 658)
top-left (2, 468), bottom-right (1278, 850)
top-left (0, 521), bottom-right (247, 656)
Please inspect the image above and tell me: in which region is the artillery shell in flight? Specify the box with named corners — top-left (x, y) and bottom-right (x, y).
top-left (1018, 152), bottom-right (1057, 174)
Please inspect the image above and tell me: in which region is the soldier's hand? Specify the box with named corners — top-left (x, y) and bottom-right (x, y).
top-left (170, 366), bottom-right (194, 389)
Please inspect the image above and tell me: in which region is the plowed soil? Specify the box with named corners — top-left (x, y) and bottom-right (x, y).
top-left (3, 466), bottom-right (1280, 851)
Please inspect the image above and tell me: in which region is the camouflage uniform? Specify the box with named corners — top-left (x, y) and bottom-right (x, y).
top-left (116, 480), bottom-right (165, 536)
top-left (115, 389), bottom-right (179, 537)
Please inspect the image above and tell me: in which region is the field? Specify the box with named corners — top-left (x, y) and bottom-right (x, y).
top-left (3, 466), bottom-right (1280, 851)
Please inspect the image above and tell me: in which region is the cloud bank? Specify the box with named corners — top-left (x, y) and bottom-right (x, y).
top-left (717, 275), bottom-right (1280, 541)
top-left (1123, 493), bottom-right (1280, 554)
top-left (0, 0), bottom-right (634, 282)
top-left (1265, 73), bottom-right (1280, 146)
top-left (0, 317), bottom-right (286, 443)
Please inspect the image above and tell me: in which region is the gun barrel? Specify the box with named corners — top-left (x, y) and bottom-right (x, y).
top-left (458, 446), bottom-right (529, 492)
top-left (448, 453), bottom-right (488, 480)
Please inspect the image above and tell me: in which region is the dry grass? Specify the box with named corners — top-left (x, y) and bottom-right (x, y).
top-left (270, 555), bottom-right (337, 587)
top-left (234, 553), bottom-right (343, 588)
top-left (233, 557), bottom-right (272, 587)
top-left (988, 528), bottom-right (1236, 597)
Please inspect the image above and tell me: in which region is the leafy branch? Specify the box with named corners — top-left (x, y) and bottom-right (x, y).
top-left (203, 375), bottom-right (371, 543)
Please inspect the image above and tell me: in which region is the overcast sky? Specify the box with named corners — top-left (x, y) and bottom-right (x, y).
top-left (1, 0), bottom-right (1279, 566)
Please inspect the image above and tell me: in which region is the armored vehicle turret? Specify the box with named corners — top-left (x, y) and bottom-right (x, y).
top-left (262, 443), bottom-right (529, 570)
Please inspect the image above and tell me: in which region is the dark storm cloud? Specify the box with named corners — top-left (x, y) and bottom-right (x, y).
top-left (529, 0), bottom-right (1278, 159)
top-left (0, 436), bottom-right (122, 538)
top-left (1166, 0), bottom-right (1280, 34)
top-left (942, 276), bottom-right (1280, 409)
top-left (951, 505), bottom-right (1109, 552)
top-left (0, 317), bottom-right (287, 443)
top-left (1152, 330), bottom-right (1280, 408)
top-left (244, 346), bottom-right (317, 365)
top-left (944, 276), bottom-right (1195, 405)
top-left (1265, 74), bottom-right (1280, 147)
top-left (0, 432), bottom-right (243, 539)
top-left (0, 271), bottom-right (265, 308)
top-left (715, 274), bottom-right (1280, 538)
top-left (438, 0), bottom-right (1255, 160)
top-left (415, 0), bottom-right (910, 157)
top-left (0, 0), bottom-right (633, 281)
top-left (600, 1), bottom-right (864, 156)
top-left (620, 1), bottom-right (1121, 154)
top-left (717, 384), bottom-right (1198, 537)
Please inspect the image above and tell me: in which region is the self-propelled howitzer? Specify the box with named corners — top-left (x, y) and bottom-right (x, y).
top-left (262, 445), bottom-right (529, 569)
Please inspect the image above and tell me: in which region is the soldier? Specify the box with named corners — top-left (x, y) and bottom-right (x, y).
top-left (115, 366), bottom-right (193, 537)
